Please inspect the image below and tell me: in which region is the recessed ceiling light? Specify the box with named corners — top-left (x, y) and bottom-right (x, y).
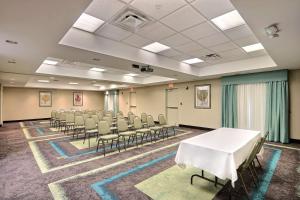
top-left (73, 13), bottom-right (104, 33)
top-left (90, 67), bottom-right (106, 72)
top-left (5, 40), bottom-right (18, 44)
top-left (8, 59), bottom-right (16, 64)
top-left (142, 42), bottom-right (170, 53)
top-left (125, 73), bottom-right (138, 77)
top-left (110, 84), bottom-right (117, 89)
top-left (100, 86), bottom-right (106, 90)
top-left (182, 58), bottom-right (204, 64)
top-left (69, 82), bottom-right (79, 85)
top-left (242, 43), bottom-right (264, 52)
top-left (10, 78), bottom-right (15, 81)
top-left (93, 84), bottom-right (103, 87)
top-left (43, 59), bottom-right (58, 65)
top-left (38, 80), bottom-right (50, 83)
top-left (211, 10), bottom-right (245, 31)
top-left (10, 81), bottom-right (14, 84)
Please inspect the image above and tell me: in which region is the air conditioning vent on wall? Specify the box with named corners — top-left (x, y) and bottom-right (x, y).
top-left (113, 8), bottom-right (151, 32)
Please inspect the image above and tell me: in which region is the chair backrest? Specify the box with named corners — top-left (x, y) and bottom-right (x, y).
top-left (91, 114), bottom-right (99, 123)
top-left (55, 112), bottom-right (60, 119)
top-left (158, 114), bottom-right (166, 125)
top-left (97, 112), bottom-right (104, 121)
top-left (74, 115), bottom-right (84, 126)
top-left (60, 112), bottom-right (66, 121)
top-left (83, 113), bottom-right (89, 120)
top-left (51, 111), bottom-right (57, 118)
top-left (85, 117), bottom-right (97, 130)
top-left (133, 117), bottom-right (143, 129)
top-left (147, 115), bottom-right (155, 127)
top-left (103, 116), bottom-right (112, 126)
top-left (243, 141), bottom-right (260, 169)
top-left (75, 111), bottom-right (82, 116)
top-left (141, 113), bottom-right (147, 123)
top-left (98, 121), bottom-right (111, 135)
top-left (128, 114), bottom-right (135, 125)
top-left (117, 119), bottom-right (128, 132)
top-left (66, 113), bottom-right (75, 123)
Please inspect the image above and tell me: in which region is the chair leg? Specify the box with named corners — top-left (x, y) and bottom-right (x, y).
top-left (123, 137), bottom-right (126, 150)
top-left (83, 130), bottom-right (87, 143)
top-left (238, 172), bottom-right (249, 199)
top-left (102, 140), bottom-right (106, 156)
top-left (255, 156), bottom-right (262, 169)
top-left (117, 138), bottom-right (120, 152)
top-left (135, 134), bottom-right (138, 147)
top-left (248, 167), bottom-right (257, 187)
top-left (173, 127), bottom-right (175, 136)
top-left (96, 139), bottom-right (101, 152)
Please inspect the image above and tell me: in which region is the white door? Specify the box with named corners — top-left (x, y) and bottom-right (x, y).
top-left (166, 88), bottom-right (180, 126)
top-left (129, 92), bottom-right (137, 114)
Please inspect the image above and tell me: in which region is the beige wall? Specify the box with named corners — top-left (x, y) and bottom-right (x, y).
top-left (120, 79), bottom-right (222, 129)
top-left (289, 69), bottom-right (300, 140)
top-left (3, 87), bottom-right (104, 121)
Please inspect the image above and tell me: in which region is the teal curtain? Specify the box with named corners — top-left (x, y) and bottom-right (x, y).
top-left (265, 81), bottom-right (289, 143)
top-left (221, 85), bottom-right (238, 128)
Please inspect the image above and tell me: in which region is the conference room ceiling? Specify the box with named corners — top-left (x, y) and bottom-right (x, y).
top-left (0, 0), bottom-right (298, 91)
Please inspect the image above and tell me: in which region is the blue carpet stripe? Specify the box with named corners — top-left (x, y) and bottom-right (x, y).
top-left (91, 151), bottom-right (177, 200)
top-left (36, 128), bottom-right (44, 135)
top-left (49, 141), bottom-right (68, 158)
top-left (251, 147), bottom-right (281, 200)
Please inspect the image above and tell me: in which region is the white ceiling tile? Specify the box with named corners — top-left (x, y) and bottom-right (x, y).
top-left (136, 22), bottom-right (175, 41)
top-left (209, 42), bottom-right (239, 52)
top-left (120, 0), bottom-right (133, 3)
top-left (188, 48), bottom-right (214, 57)
top-left (234, 36), bottom-right (259, 47)
top-left (95, 24), bottom-right (132, 41)
top-left (192, 0), bottom-right (234, 19)
top-left (158, 49), bottom-right (182, 57)
top-left (174, 42), bottom-right (204, 53)
top-left (122, 34), bottom-right (151, 47)
top-left (197, 32), bottom-right (229, 47)
top-left (181, 22), bottom-right (219, 40)
top-left (161, 5), bottom-right (206, 31)
top-left (85, 0), bottom-right (126, 21)
top-left (159, 33), bottom-right (192, 47)
top-left (224, 25), bottom-right (253, 40)
top-left (130, 0), bottom-right (186, 19)
top-left (171, 54), bottom-right (192, 61)
top-left (186, 0), bottom-right (196, 2)
top-left (220, 48), bottom-right (247, 59)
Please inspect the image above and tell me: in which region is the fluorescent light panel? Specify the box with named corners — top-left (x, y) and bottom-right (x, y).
top-left (182, 58), bottom-right (204, 64)
top-left (38, 80), bottom-right (50, 83)
top-left (211, 10), bottom-right (245, 31)
top-left (43, 59), bottom-right (58, 65)
top-left (69, 82), bottom-right (78, 85)
top-left (242, 43), bottom-right (264, 52)
top-left (125, 73), bottom-right (138, 77)
top-left (73, 13), bottom-right (104, 33)
top-left (142, 42), bottom-right (170, 53)
top-left (90, 67), bottom-right (106, 72)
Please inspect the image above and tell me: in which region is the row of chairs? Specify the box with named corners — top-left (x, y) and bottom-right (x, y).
top-left (50, 110), bottom-right (175, 156)
top-left (235, 132), bottom-right (270, 199)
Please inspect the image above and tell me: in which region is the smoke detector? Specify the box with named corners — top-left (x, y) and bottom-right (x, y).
top-left (113, 8), bottom-right (151, 32)
top-left (265, 23), bottom-right (280, 38)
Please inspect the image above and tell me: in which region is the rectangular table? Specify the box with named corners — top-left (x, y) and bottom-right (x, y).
top-left (175, 128), bottom-right (260, 187)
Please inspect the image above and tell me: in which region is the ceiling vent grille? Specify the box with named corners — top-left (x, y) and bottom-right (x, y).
top-left (113, 8), bottom-right (151, 32)
top-left (204, 53), bottom-right (222, 61)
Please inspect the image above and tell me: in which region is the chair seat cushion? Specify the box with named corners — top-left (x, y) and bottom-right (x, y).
top-left (119, 131), bottom-right (136, 136)
top-left (99, 134), bottom-right (118, 140)
top-left (110, 127), bottom-right (118, 130)
top-left (136, 128), bottom-right (151, 133)
top-left (150, 126), bottom-right (162, 130)
top-left (162, 125), bottom-right (173, 128)
top-left (86, 129), bottom-right (97, 133)
top-left (75, 125), bottom-right (85, 129)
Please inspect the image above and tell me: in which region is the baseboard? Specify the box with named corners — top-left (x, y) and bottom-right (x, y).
top-left (290, 139), bottom-right (300, 144)
top-left (178, 124), bottom-right (215, 131)
top-left (3, 118), bottom-right (50, 123)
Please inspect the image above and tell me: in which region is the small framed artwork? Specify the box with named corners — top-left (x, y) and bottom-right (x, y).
top-left (73, 92), bottom-right (83, 106)
top-left (195, 84), bottom-right (211, 109)
top-left (39, 91), bottom-right (52, 107)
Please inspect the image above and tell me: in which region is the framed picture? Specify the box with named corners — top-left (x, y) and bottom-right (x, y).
top-left (195, 85), bottom-right (211, 109)
top-left (73, 92), bottom-right (83, 106)
top-left (39, 91), bottom-right (52, 107)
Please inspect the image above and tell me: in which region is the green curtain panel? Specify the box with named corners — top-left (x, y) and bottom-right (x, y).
top-left (265, 81), bottom-right (289, 143)
top-left (221, 85), bottom-right (238, 128)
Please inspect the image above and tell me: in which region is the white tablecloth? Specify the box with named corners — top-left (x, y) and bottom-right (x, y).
top-left (175, 128), bottom-right (260, 187)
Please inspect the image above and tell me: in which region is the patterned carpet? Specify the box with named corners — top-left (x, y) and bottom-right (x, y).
top-left (0, 120), bottom-right (299, 200)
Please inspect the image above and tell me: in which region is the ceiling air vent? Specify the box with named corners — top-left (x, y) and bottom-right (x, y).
top-left (204, 53), bottom-right (222, 61)
top-left (113, 9), bottom-right (151, 32)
